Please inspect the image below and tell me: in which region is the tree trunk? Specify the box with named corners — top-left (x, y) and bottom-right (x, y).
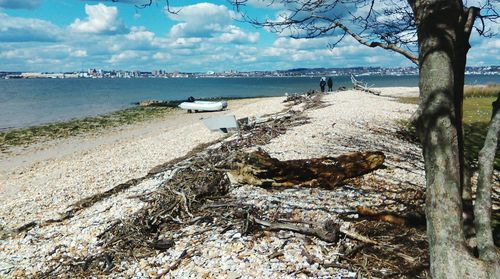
top-left (474, 95), bottom-right (500, 262)
top-left (413, 0), bottom-right (495, 277)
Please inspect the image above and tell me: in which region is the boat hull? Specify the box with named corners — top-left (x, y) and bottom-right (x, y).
top-left (178, 101), bottom-right (228, 112)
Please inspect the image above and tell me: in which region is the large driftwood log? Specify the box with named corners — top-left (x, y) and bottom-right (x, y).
top-left (229, 150), bottom-right (385, 189)
top-left (351, 75), bottom-right (381, 96)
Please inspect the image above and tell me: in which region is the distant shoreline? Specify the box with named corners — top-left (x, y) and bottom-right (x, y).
top-left (0, 95), bottom-right (274, 132)
top-left (2, 73), bottom-right (500, 80)
top-left (0, 95), bottom-right (282, 152)
top-left (1, 65), bottom-right (498, 79)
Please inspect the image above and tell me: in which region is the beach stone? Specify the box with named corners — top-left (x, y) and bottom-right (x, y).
top-left (226, 271), bottom-right (241, 279)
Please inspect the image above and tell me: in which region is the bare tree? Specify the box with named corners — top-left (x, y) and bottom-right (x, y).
top-left (100, 0), bottom-right (499, 277)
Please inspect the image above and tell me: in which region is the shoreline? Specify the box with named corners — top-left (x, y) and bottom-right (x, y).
top-left (0, 96), bottom-right (288, 220)
top-left (1, 86), bottom-right (428, 277)
top-left (0, 95), bottom-right (278, 146)
top-left (3, 86), bottom-right (497, 277)
top-left (0, 87), bottom-right (420, 224)
top-left (0, 97), bottom-right (281, 170)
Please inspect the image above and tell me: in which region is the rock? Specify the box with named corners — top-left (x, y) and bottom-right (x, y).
top-left (226, 271), bottom-right (240, 279)
top-left (151, 238), bottom-right (175, 251)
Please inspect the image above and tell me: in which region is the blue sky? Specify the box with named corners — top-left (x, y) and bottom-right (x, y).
top-left (0, 0), bottom-right (498, 72)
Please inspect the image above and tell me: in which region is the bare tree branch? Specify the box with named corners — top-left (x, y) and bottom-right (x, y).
top-left (312, 15), bottom-right (419, 64)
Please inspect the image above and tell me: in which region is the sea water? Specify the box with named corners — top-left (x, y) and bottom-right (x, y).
top-left (0, 75), bottom-right (498, 130)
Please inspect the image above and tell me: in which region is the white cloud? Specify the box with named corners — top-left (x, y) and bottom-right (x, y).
top-left (467, 38), bottom-right (500, 65)
top-left (245, 0), bottom-right (285, 9)
top-left (70, 4), bottom-right (126, 34)
top-left (70, 50), bottom-right (87, 57)
top-left (216, 26), bottom-right (259, 44)
top-left (153, 52), bottom-right (171, 61)
top-left (0, 0), bottom-right (40, 10)
top-left (167, 3), bottom-right (237, 37)
top-left (170, 37), bottom-right (203, 49)
top-left (1, 0), bottom-right (498, 72)
top-left (126, 26), bottom-right (154, 42)
top-left (273, 37), bottom-right (331, 50)
top-left (0, 13), bottom-right (61, 42)
top-left (108, 50), bottom-right (141, 63)
top-left (166, 2), bottom-right (258, 45)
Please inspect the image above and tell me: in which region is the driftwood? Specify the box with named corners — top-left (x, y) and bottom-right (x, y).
top-left (229, 150), bottom-right (385, 189)
top-left (249, 216), bottom-right (341, 243)
top-left (250, 216), bottom-right (378, 245)
top-left (351, 75), bottom-right (381, 96)
top-left (248, 216), bottom-right (416, 263)
top-left (356, 207), bottom-right (426, 227)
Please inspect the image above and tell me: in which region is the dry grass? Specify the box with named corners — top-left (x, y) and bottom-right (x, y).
top-left (464, 84), bottom-right (500, 99)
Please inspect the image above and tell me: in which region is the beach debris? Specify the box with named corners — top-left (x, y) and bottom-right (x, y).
top-left (356, 206), bottom-right (426, 227)
top-left (17, 91), bottom-right (432, 278)
top-left (202, 115), bottom-right (239, 133)
top-left (138, 100), bottom-right (174, 107)
top-left (284, 90), bottom-right (319, 104)
top-left (244, 214), bottom-right (394, 247)
top-left (351, 75), bottom-right (381, 95)
top-left (34, 102), bottom-right (320, 277)
top-left (229, 149), bottom-right (385, 189)
top-left (246, 215), bottom-right (341, 243)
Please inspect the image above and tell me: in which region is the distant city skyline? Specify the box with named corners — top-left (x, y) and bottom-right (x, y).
top-left (0, 0), bottom-right (499, 72)
top-left (2, 66), bottom-right (498, 80)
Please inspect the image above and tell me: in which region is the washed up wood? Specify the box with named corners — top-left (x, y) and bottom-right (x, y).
top-left (229, 150), bottom-right (385, 189)
top-left (138, 100), bottom-right (175, 107)
top-left (356, 206), bottom-right (426, 227)
top-left (247, 215), bottom-right (377, 245)
top-left (351, 75), bottom-right (381, 96)
top-left (284, 90), bottom-right (317, 103)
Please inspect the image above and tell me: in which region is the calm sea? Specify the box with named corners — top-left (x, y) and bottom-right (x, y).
top-left (0, 75), bottom-right (498, 130)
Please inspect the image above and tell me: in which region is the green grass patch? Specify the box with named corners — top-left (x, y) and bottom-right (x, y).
top-left (462, 96), bottom-right (499, 169)
top-left (397, 96), bottom-right (499, 170)
top-left (0, 106), bottom-right (176, 151)
top-left (463, 97), bottom-right (497, 124)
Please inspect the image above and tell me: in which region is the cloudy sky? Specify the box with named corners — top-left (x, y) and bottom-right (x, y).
top-left (0, 0), bottom-right (498, 72)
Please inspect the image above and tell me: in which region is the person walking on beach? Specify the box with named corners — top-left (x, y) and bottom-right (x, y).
top-left (319, 77), bottom-right (326, 93)
top-left (327, 77), bottom-right (333, 92)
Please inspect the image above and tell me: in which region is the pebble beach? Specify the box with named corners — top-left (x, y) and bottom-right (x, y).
top-left (0, 88), bottom-right (429, 278)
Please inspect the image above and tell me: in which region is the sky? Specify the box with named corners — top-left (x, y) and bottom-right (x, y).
top-left (0, 0), bottom-right (498, 72)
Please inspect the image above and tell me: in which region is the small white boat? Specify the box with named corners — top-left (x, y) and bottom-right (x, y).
top-left (178, 100), bottom-right (228, 112)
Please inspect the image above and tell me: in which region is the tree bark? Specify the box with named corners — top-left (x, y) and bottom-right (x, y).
top-left (413, 0), bottom-right (494, 277)
top-left (474, 95), bottom-right (500, 262)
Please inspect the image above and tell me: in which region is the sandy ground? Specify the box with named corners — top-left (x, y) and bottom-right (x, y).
top-left (0, 97), bottom-right (287, 228)
top-left (0, 88), bottom-right (424, 278)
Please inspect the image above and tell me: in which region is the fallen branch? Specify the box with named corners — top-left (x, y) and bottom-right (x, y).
top-left (356, 206), bottom-right (426, 227)
top-left (248, 216), bottom-right (417, 263)
top-left (249, 215), bottom-right (378, 245)
top-left (155, 249), bottom-right (194, 279)
top-left (230, 150), bottom-right (385, 189)
top-left (249, 215), bottom-right (340, 243)
top-left (351, 75), bottom-right (381, 96)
